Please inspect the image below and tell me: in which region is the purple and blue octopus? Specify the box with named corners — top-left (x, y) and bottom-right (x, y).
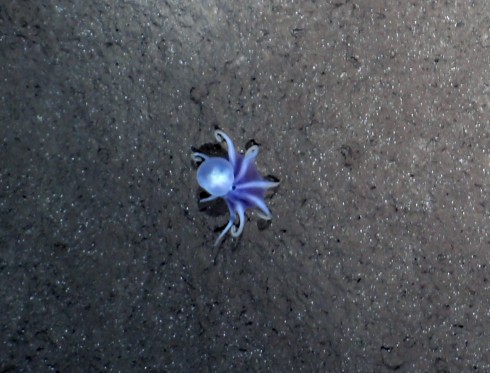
top-left (192, 130), bottom-right (280, 246)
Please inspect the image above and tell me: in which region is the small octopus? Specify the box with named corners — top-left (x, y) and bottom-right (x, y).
top-left (191, 130), bottom-right (280, 246)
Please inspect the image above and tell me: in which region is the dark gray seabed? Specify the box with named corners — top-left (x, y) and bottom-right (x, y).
top-left (1, 1), bottom-right (489, 372)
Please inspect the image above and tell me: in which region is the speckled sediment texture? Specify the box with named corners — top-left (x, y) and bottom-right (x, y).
top-left (1, 0), bottom-right (489, 371)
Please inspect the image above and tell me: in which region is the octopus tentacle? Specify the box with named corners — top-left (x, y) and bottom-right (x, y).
top-left (191, 152), bottom-right (209, 162)
top-left (214, 218), bottom-right (234, 247)
top-left (234, 180), bottom-right (280, 191)
top-left (214, 201), bottom-right (236, 247)
top-left (235, 145), bottom-right (259, 183)
top-left (240, 192), bottom-right (273, 220)
top-left (200, 194), bottom-right (219, 203)
top-left (215, 130), bottom-right (237, 167)
top-left (231, 203), bottom-right (246, 237)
